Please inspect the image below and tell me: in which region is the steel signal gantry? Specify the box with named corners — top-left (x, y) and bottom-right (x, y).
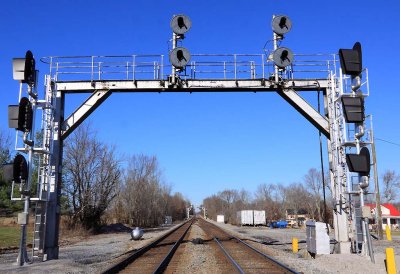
top-left (5, 14), bottom-right (379, 262)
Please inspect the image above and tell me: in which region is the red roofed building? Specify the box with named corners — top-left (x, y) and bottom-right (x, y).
top-left (366, 203), bottom-right (400, 230)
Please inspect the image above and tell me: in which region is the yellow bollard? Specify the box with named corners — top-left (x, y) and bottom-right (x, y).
top-left (386, 248), bottom-right (396, 274)
top-left (292, 237), bottom-right (298, 253)
top-left (386, 225), bottom-right (392, 241)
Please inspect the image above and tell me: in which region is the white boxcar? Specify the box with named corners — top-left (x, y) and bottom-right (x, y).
top-left (217, 215), bottom-right (225, 223)
top-left (253, 210), bottom-right (266, 225)
top-left (237, 210), bottom-right (254, 225)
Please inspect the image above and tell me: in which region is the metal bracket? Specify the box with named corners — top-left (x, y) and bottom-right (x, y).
top-left (277, 88), bottom-right (330, 139)
top-left (61, 89), bottom-right (112, 140)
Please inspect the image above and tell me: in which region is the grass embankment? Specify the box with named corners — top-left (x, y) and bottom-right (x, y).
top-left (0, 226), bottom-right (33, 248)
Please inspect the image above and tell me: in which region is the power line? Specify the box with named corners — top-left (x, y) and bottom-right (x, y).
top-left (375, 138), bottom-right (400, 147)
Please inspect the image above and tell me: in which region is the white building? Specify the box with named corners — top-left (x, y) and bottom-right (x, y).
top-left (366, 203), bottom-right (400, 230)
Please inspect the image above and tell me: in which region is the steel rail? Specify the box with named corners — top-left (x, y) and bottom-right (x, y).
top-left (233, 235), bottom-right (299, 274)
top-left (152, 219), bottom-right (193, 273)
top-left (214, 237), bottom-right (244, 274)
top-left (101, 219), bottom-right (193, 274)
top-left (200, 219), bottom-right (299, 274)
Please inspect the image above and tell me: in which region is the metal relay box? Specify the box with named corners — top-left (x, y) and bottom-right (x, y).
top-left (306, 220), bottom-right (330, 255)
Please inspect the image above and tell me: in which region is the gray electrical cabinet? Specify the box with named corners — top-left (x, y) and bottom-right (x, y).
top-left (306, 220), bottom-right (330, 255)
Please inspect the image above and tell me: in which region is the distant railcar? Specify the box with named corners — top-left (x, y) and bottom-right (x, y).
top-left (236, 210), bottom-right (266, 226)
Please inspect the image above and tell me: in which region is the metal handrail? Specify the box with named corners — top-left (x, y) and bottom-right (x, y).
top-left (40, 53), bottom-right (338, 82)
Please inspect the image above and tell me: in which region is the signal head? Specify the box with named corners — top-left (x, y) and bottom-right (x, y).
top-left (13, 154), bottom-right (28, 184)
top-left (18, 97), bottom-right (33, 132)
top-left (339, 42), bottom-right (362, 76)
top-left (169, 47), bottom-right (191, 69)
top-left (346, 147), bottom-right (371, 177)
top-left (12, 50), bottom-right (36, 85)
top-left (170, 14), bottom-right (192, 35)
top-left (341, 96), bottom-right (365, 123)
top-left (23, 50), bottom-right (36, 85)
top-left (8, 97), bottom-right (33, 132)
top-left (272, 15), bottom-right (292, 35)
top-left (272, 47), bottom-right (294, 68)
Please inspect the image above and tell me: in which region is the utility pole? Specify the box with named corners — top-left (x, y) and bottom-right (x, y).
top-left (371, 127), bottom-right (383, 240)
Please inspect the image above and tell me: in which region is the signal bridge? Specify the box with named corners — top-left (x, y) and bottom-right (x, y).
top-left (42, 53), bottom-right (332, 84)
top-left (6, 14), bottom-right (380, 264)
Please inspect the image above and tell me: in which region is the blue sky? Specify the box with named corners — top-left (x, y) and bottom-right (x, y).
top-left (1, 0), bottom-right (399, 206)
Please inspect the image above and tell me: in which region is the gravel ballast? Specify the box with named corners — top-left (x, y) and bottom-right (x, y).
top-left (213, 220), bottom-right (399, 274)
top-left (1, 220), bottom-right (399, 273)
top-left (0, 225), bottom-right (178, 273)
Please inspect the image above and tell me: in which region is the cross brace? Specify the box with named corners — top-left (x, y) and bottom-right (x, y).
top-left (61, 89), bottom-right (112, 140)
top-left (278, 89), bottom-right (329, 138)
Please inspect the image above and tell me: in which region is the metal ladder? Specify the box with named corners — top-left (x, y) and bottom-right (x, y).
top-left (32, 75), bottom-right (55, 260)
top-left (32, 201), bottom-right (46, 259)
top-left (327, 71), bottom-right (348, 206)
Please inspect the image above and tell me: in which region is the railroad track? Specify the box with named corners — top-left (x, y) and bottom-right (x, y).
top-left (197, 218), bottom-right (298, 274)
top-left (102, 219), bottom-right (193, 274)
top-left (103, 217), bottom-right (298, 273)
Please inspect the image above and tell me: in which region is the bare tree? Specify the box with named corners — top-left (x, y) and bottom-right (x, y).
top-left (104, 154), bottom-right (189, 226)
top-left (255, 183), bottom-right (275, 203)
top-left (124, 154), bottom-right (159, 226)
top-left (168, 192), bottom-right (188, 221)
top-left (63, 123), bottom-right (122, 230)
top-left (275, 184), bottom-right (289, 219)
top-left (381, 170), bottom-right (400, 203)
top-left (254, 183), bottom-right (283, 221)
top-left (219, 189), bottom-right (238, 205)
top-left (285, 182), bottom-right (312, 224)
top-left (203, 194), bottom-right (225, 220)
top-left (202, 189), bottom-right (241, 223)
top-left (218, 189), bottom-right (239, 223)
top-left (304, 168), bottom-right (323, 221)
top-left (238, 188), bottom-right (252, 206)
top-left (122, 154), bottom-right (183, 227)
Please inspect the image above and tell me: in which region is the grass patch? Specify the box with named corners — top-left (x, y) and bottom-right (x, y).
top-left (0, 226), bottom-right (33, 248)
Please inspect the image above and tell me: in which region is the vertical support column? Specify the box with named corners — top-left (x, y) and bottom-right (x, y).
top-left (273, 31), bottom-right (279, 83)
top-left (44, 86), bottom-right (64, 260)
top-left (355, 134), bottom-right (366, 254)
top-left (171, 32), bottom-right (177, 85)
top-left (324, 84), bottom-right (351, 254)
top-left (17, 86), bottom-right (37, 265)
